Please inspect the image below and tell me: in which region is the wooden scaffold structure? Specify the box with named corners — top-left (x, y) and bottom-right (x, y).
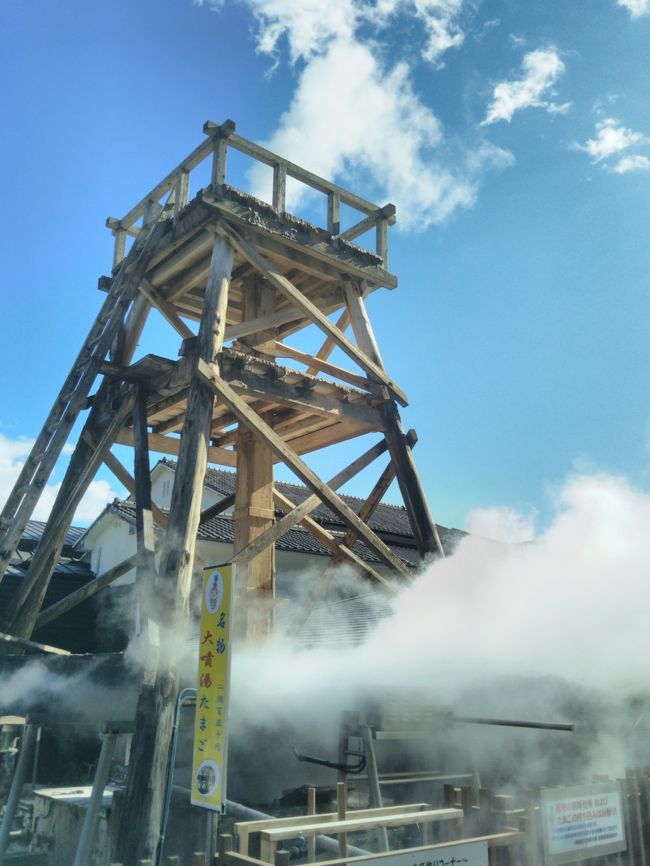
top-left (0, 120), bottom-right (444, 863)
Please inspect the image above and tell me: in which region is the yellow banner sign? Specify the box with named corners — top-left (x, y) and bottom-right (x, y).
top-left (191, 564), bottom-right (234, 812)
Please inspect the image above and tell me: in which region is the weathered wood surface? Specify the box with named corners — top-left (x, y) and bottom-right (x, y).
top-left (115, 233), bottom-right (234, 866)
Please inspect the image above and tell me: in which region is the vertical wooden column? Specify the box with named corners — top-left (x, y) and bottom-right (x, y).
top-left (115, 231), bottom-right (234, 866)
top-left (133, 385), bottom-right (157, 632)
top-left (235, 277), bottom-right (276, 642)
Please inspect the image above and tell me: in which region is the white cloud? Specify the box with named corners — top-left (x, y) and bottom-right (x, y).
top-left (575, 117), bottom-right (647, 163)
top-left (617, 0), bottom-right (649, 17)
top-left (249, 36), bottom-right (512, 230)
top-left (482, 47), bottom-right (568, 125)
top-left (466, 504), bottom-right (536, 543)
top-left (612, 154), bottom-right (650, 173)
top-left (0, 433), bottom-right (122, 527)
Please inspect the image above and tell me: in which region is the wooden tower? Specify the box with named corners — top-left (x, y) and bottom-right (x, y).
top-left (0, 120), bottom-right (444, 862)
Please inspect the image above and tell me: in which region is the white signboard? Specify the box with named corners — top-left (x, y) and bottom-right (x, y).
top-left (540, 782), bottom-right (627, 866)
top-left (362, 841), bottom-right (488, 866)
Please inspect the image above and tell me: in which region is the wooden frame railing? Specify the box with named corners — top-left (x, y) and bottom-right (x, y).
top-left (106, 119), bottom-right (396, 269)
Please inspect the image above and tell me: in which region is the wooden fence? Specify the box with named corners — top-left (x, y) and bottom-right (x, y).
top-left (110, 768), bottom-right (650, 866)
top-left (106, 119), bottom-right (396, 269)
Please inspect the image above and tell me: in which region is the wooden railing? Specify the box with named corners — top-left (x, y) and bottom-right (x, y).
top-left (106, 120), bottom-right (396, 269)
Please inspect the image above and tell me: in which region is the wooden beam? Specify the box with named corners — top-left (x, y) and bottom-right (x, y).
top-left (0, 631), bottom-right (71, 656)
top-left (139, 278), bottom-right (195, 341)
top-left (273, 341), bottom-right (371, 391)
top-left (333, 430), bottom-right (417, 560)
top-left (233, 438), bottom-right (389, 566)
top-left (306, 309), bottom-right (350, 375)
top-left (35, 555), bottom-right (138, 629)
top-left (115, 428), bottom-right (237, 467)
top-left (133, 386), bottom-right (159, 609)
top-left (197, 359), bottom-right (410, 577)
top-left (199, 493), bottom-right (235, 526)
top-left (94, 440), bottom-right (167, 528)
top-left (339, 205), bottom-right (396, 243)
top-left (272, 489), bottom-right (395, 591)
top-left (215, 220), bottom-right (408, 406)
top-left (234, 280), bottom-right (276, 641)
top-left (219, 357), bottom-right (382, 428)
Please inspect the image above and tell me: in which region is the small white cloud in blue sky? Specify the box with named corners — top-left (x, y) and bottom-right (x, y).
top-left (574, 117), bottom-right (650, 173)
top-left (617, 0), bottom-right (649, 17)
top-left (482, 47), bottom-right (570, 125)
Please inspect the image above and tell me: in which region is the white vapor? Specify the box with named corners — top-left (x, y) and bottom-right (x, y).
top-left (574, 117), bottom-right (649, 168)
top-left (617, 0), bottom-right (649, 17)
top-left (0, 432), bottom-right (123, 525)
top-left (196, 0), bottom-right (514, 229)
top-left (482, 47), bottom-right (569, 125)
top-left (231, 471), bottom-right (650, 770)
top-left (466, 504), bottom-right (536, 542)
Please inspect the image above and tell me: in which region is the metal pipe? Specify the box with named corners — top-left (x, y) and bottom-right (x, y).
top-left (72, 730), bottom-right (118, 866)
top-left (157, 687), bottom-right (197, 866)
top-left (452, 715), bottom-right (575, 732)
top-left (221, 797), bottom-right (371, 858)
top-left (0, 722), bottom-right (37, 861)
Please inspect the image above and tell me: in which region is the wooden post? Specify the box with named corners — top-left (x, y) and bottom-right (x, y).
top-left (234, 277), bottom-right (276, 642)
top-left (307, 787), bottom-right (317, 863)
top-left (115, 233), bottom-right (234, 866)
top-left (337, 781), bottom-right (347, 858)
top-left (133, 385), bottom-right (158, 633)
top-left (272, 162), bottom-right (287, 213)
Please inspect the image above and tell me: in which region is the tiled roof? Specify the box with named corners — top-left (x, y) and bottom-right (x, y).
top-left (277, 591), bottom-right (392, 647)
top-left (20, 521), bottom-right (85, 548)
top-left (158, 459), bottom-right (465, 552)
top-left (105, 499), bottom-right (420, 566)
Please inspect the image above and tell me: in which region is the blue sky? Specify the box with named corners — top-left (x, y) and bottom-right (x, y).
top-left (1, 0), bottom-right (649, 539)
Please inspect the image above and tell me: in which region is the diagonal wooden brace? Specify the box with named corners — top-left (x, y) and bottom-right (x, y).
top-left (197, 358), bottom-right (411, 577)
top-left (215, 219), bottom-right (408, 406)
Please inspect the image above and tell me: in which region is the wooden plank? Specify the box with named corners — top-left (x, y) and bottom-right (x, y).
top-left (233, 438), bottom-right (388, 566)
top-left (259, 808), bottom-right (464, 841)
top-left (197, 359), bottom-right (410, 577)
top-left (216, 221), bottom-right (407, 405)
top-left (273, 341), bottom-right (371, 391)
top-left (233, 804), bottom-right (433, 839)
top-left (115, 428), bottom-right (237, 467)
top-left (35, 555), bottom-right (138, 629)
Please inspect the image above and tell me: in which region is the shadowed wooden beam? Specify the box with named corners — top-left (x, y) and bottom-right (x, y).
top-left (35, 555), bottom-right (138, 629)
top-left (197, 358), bottom-right (410, 578)
top-left (306, 308), bottom-right (351, 375)
top-left (0, 632), bottom-right (71, 656)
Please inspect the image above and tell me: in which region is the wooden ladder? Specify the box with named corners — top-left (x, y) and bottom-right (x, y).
top-left (0, 217), bottom-right (167, 580)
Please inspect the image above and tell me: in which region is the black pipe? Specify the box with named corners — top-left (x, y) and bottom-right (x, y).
top-left (451, 715), bottom-right (575, 732)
